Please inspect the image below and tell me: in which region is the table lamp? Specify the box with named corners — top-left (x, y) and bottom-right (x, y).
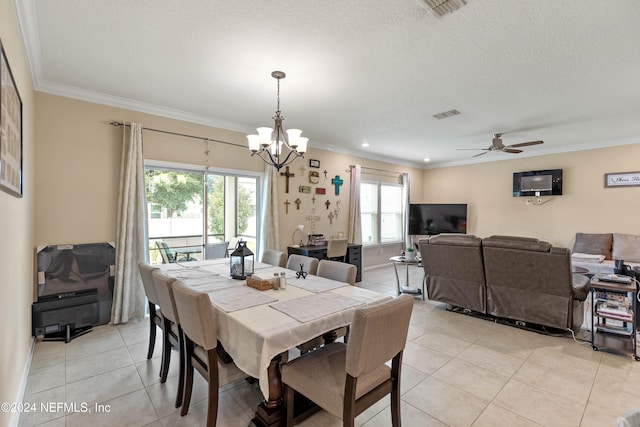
top-left (292, 224), bottom-right (305, 246)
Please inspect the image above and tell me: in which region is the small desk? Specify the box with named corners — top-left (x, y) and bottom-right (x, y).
top-left (175, 247), bottom-right (202, 261)
top-left (390, 256), bottom-right (425, 300)
top-left (287, 244), bottom-right (362, 282)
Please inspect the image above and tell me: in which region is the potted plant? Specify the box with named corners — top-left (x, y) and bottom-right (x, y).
top-left (404, 246), bottom-right (416, 261)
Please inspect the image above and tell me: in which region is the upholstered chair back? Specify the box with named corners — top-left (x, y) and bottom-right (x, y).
top-left (171, 280), bottom-right (217, 351)
top-left (286, 254), bottom-right (319, 275)
top-left (262, 249), bottom-right (286, 267)
top-left (151, 269), bottom-right (180, 324)
top-left (346, 294), bottom-right (414, 378)
top-left (138, 262), bottom-right (160, 304)
top-left (317, 259), bottom-right (357, 285)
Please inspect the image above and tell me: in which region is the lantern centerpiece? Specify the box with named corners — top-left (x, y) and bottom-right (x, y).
top-left (230, 240), bottom-right (254, 280)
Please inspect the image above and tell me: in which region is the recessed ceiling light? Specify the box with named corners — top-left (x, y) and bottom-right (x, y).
top-left (361, 143), bottom-right (370, 147)
top-left (424, 158), bottom-right (430, 162)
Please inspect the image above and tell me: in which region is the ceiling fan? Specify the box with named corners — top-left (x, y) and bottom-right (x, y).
top-left (460, 133), bottom-right (544, 158)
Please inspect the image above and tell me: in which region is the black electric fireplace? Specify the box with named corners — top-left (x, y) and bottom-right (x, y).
top-left (32, 242), bottom-right (115, 342)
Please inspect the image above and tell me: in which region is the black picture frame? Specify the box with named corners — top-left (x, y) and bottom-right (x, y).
top-left (0, 39), bottom-right (23, 198)
top-left (309, 159), bottom-right (320, 168)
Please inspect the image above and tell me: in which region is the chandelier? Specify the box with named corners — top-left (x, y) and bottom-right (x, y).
top-left (247, 71), bottom-right (308, 170)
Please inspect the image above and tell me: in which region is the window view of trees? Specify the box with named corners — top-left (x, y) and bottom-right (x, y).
top-left (145, 167), bottom-right (258, 264)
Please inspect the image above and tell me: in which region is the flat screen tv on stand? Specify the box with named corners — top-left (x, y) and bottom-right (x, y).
top-left (408, 204), bottom-right (468, 236)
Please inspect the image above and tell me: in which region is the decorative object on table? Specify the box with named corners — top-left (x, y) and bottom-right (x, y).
top-left (604, 171), bottom-right (640, 188)
top-left (0, 40), bottom-right (23, 198)
top-left (325, 200), bottom-right (331, 210)
top-left (284, 199), bottom-right (290, 214)
top-left (308, 233), bottom-right (326, 246)
top-left (296, 264), bottom-right (308, 279)
top-left (331, 175), bottom-right (344, 195)
top-left (298, 185), bottom-right (311, 193)
top-left (315, 187), bottom-right (326, 195)
top-left (230, 240), bottom-right (254, 279)
top-left (246, 71), bottom-right (308, 171)
top-left (292, 224), bottom-right (305, 246)
top-left (280, 166), bottom-right (295, 193)
top-left (247, 274), bottom-right (276, 291)
top-left (328, 211), bottom-right (334, 224)
top-left (294, 198), bottom-right (302, 210)
top-left (404, 246), bottom-right (416, 261)
top-left (309, 159), bottom-right (320, 168)
top-left (279, 272), bottom-right (287, 289)
top-left (309, 171), bottom-right (319, 184)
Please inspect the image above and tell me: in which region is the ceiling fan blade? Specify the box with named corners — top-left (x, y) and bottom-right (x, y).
top-left (457, 148), bottom-right (489, 151)
top-left (472, 151), bottom-right (488, 158)
top-left (503, 148), bottom-right (523, 154)
top-left (508, 140), bottom-right (544, 148)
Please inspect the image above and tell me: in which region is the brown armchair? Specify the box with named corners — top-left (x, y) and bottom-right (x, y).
top-left (419, 234), bottom-right (486, 313)
top-left (482, 235), bottom-right (589, 331)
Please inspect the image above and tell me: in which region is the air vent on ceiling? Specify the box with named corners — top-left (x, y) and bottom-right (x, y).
top-left (416, 0), bottom-right (467, 17)
top-left (433, 109), bottom-right (460, 119)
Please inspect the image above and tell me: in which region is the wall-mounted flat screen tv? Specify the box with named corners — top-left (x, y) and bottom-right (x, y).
top-left (513, 169), bottom-right (563, 197)
top-left (408, 204), bottom-right (467, 235)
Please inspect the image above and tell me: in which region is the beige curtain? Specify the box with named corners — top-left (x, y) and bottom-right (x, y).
top-left (111, 122), bottom-right (147, 324)
top-left (402, 172), bottom-right (411, 248)
top-left (348, 164), bottom-right (362, 244)
top-left (259, 163), bottom-right (280, 256)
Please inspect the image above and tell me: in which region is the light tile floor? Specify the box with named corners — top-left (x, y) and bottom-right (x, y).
top-left (18, 264), bottom-right (640, 427)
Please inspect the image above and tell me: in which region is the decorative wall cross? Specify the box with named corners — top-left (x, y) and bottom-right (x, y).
top-left (280, 166), bottom-right (295, 193)
top-left (334, 199), bottom-right (341, 219)
top-left (311, 194), bottom-right (316, 204)
top-left (331, 175), bottom-right (344, 195)
top-left (325, 200), bottom-right (331, 210)
top-left (328, 211), bottom-right (335, 224)
top-left (323, 169), bottom-right (328, 179)
top-left (306, 209), bottom-right (321, 233)
top-left (284, 199), bottom-right (290, 214)
top-left (294, 198), bottom-right (301, 210)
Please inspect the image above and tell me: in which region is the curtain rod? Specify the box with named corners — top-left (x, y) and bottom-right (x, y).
top-left (109, 121), bottom-right (246, 149)
top-left (348, 164), bottom-right (403, 177)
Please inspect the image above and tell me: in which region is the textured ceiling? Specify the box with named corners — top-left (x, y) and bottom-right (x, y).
top-left (15, 0), bottom-right (640, 168)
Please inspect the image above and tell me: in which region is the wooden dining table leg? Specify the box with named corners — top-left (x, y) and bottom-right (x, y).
top-left (250, 354), bottom-right (284, 427)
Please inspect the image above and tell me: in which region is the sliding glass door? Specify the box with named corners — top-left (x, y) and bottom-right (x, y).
top-left (145, 166), bottom-right (259, 264)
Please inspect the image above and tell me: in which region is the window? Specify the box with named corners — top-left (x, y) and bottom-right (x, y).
top-left (145, 166), bottom-right (259, 264)
top-left (360, 181), bottom-right (403, 244)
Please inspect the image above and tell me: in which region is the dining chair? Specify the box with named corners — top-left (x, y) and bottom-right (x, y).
top-left (282, 294), bottom-right (414, 427)
top-left (205, 242), bottom-right (229, 259)
top-left (171, 279), bottom-right (221, 426)
top-left (138, 262), bottom-right (163, 359)
top-left (317, 259), bottom-right (357, 286)
top-left (286, 254), bottom-right (319, 275)
top-left (151, 269), bottom-right (185, 408)
top-left (326, 238), bottom-right (348, 262)
top-left (262, 249), bottom-right (287, 267)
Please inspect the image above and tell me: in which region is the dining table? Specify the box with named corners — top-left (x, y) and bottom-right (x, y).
top-left (159, 258), bottom-right (391, 427)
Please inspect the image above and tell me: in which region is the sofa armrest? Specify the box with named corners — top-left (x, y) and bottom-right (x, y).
top-left (571, 274), bottom-right (589, 301)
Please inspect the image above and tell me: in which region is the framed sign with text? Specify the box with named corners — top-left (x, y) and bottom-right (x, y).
top-left (0, 39), bottom-right (23, 197)
top-left (605, 171), bottom-right (640, 188)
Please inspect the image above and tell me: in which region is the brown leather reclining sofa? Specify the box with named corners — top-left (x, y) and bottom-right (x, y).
top-left (419, 234), bottom-right (589, 331)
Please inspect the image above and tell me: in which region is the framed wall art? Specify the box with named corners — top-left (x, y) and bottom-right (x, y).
top-left (604, 171), bottom-right (640, 188)
top-left (309, 159), bottom-right (320, 168)
top-left (0, 39), bottom-right (23, 197)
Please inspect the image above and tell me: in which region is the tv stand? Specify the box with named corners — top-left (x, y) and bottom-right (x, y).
top-left (44, 324), bottom-right (92, 343)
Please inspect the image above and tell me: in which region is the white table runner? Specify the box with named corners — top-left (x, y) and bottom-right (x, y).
top-left (286, 275), bottom-right (348, 293)
top-left (269, 292), bottom-right (363, 323)
top-left (208, 285), bottom-right (278, 312)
